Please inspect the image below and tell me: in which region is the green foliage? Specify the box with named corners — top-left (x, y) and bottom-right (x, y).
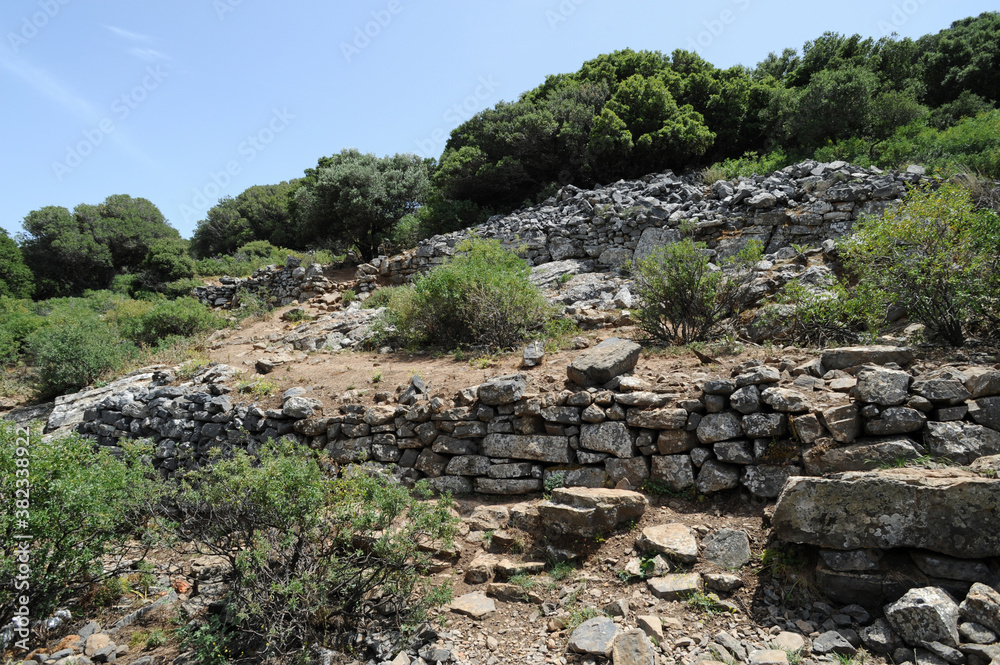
top-left (376, 238), bottom-right (552, 351)
top-left (0, 427), bottom-right (156, 623)
top-left (19, 195), bottom-right (179, 298)
top-left (0, 229), bottom-right (33, 299)
top-left (633, 238), bottom-right (763, 344)
top-left (543, 471), bottom-right (566, 497)
top-left (231, 289), bottom-right (273, 322)
top-left (341, 289), bottom-right (357, 307)
top-left (194, 242), bottom-right (335, 279)
top-left (709, 150), bottom-right (791, 180)
top-left (759, 281), bottom-right (875, 347)
top-left (156, 442), bottom-right (458, 660)
top-left (547, 560), bottom-right (576, 582)
top-left (295, 149), bottom-right (432, 260)
top-left (190, 181), bottom-right (300, 258)
top-left (687, 591), bottom-right (728, 615)
top-left (26, 317), bottom-right (137, 398)
top-left (878, 110), bottom-right (1000, 179)
top-left (112, 297), bottom-right (223, 347)
top-left (841, 183), bottom-right (1000, 345)
top-left (236, 376), bottom-right (278, 399)
top-left (0, 298), bottom-right (45, 365)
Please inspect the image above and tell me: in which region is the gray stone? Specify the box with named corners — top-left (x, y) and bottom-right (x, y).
top-left (539, 487), bottom-right (647, 537)
top-left (912, 379), bottom-right (971, 405)
top-left (820, 549), bottom-right (883, 572)
top-left (647, 573), bottom-right (703, 600)
top-left (959, 583), bottom-right (1000, 635)
top-left (473, 477), bottom-right (543, 494)
top-left (714, 439), bottom-right (754, 464)
top-left (612, 629), bottom-right (656, 665)
top-left (865, 407), bottom-right (927, 435)
top-left (860, 618), bottom-right (900, 655)
top-left (579, 422), bottom-right (635, 458)
top-left (657, 428), bottom-right (699, 454)
top-left (480, 433), bottom-right (571, 463)
top-left (761, 387), bottom-right (810, 413)
top-left (478, 374), bottom-right (528, 405)
top-left (822, 346), bottom-right (915, 371)
top-left (626, 407), bottom-right (688, 430)
top-left (428, 475), bottom-right (473, 495)
top-left (968, 397), bottom-right (1000, 432)
top-left (770, 632), bottom-right (807, 654)
top-left (803, 438), bottom-right (925, 475)
top-left (885, 587), bottom-right (961, 647)
top-left (606, 456), bottom-right (649, 487)
top-left (741, 465), bottom-right (797, 498)
top-left (772, 469), bottom-right (1000, 558)
top-left (522, 341), bottom-right (545, 368)
top-left (965, 369), bottom-right (1000, 399)
top-left (650, 455), bottom-right (695, 491)
top-left (704, 572), bottom-right (743, 593)
top-left (638, 523), bottom-right (699, 563)
top-left (821, 404), bottom-right (861, 443)
top-left (925, 421), bottom-right (1000, 465)
top-left (730, 385), bottom-right (762, 414)
top-left (450, 592), bottom-right (496, 619)
top-left (742, 413), bottom-right (787, 438)
top-left (791, 413), bottom-right (826, 444)
top-left (702, 528), bottom-right (751, 569)
top-left (959, 621), bottom-right (997, 644)
top-left (282, 396), bottom-right (321, 419)
top-left (855, 367), bottom-right (912, 406)
top-left (696, 460), bottom-right (740, 493)
top-left (567, 338), bottom-right (642, 387)
top-left (697, 412), bottom-right (743, 444)
top-left (910, 552), bottom-right (995, 585)
top-left (812, 631), bottom-right (857, 656)
top-left (444, 455), bottom-right (491, 476)
top-left (749, 650), bottom-right (788, 665)
top-left (568, 616), bottom-right (621, 657)
top-left (734, 366), bottom-right (781, 387)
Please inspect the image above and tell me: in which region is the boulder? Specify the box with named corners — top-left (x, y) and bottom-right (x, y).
top-left (480, 434), bottom-right (571, 463)
top-left (855, 367), bottom-right (912, 406)
top-left (579, 422), bottom-right (635, 458)
top-left (803, 439), bottom-right (925, 475)
top-left (647, 573), bottom-right (703, 600)
top-left (567, 338), bottom-right (642, 386)
top-left (761, 387), bottom-right (810, 413)
top-left (822, 346), bottom-right (915, 371)
top-left (924, 421), bottom-right (1000, 465)
top-left (864, 407), bottom-right (927, 436)
top-left (959, 583), bottom-right (1000, 635)
top-left (449, 592), bottom-right (496, 619)
top-left (968, 397), bottom-right (1000, 431)
top-left (697, 412), bottom-right (743, 444)
top-left (884, 587), bottom-right (960, 647)
top-left (772, 469), bottom-right (1000, 558)
top-left (965, 369), bottom-right (1000, 398)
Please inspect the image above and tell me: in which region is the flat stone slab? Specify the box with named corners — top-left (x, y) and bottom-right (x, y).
top-left (647, 573), bottom-right (703, 600)
top-left (480, 433), bottom-right (571, 463)
top-left (539, 487), bottom-right (647, 536)
top-left (638, 523), bottom-right (699, 563)
top-left (821, 346), bottom-right (915, 370)
top-left (773, 468), bottom-right (1000, 558)
top-left (449, 592), bottom-right (496, 619)
top-left (567, 338), bottom-right (641, 386)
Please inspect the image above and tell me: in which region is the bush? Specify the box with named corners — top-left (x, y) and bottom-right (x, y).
top-left (840, 183), bottom-right (1000, 346)
top-left (0, 299), bottom-right (45, 365)
top-left (878, 110), bottom-right (1000, 179)
top-left (377, 238), bottom-right (552, 350)
top-left (157, 442), bottom-right (457, 661)
top-left (27, 318), bottom-right (137, 397)
top-left (111, 297), bottom-right (223, 347)
top-left (0, 426), bottom-right (156, 627)
top-left (708, 150), bottom-right (791, 181)
top-left (756, 281), bottom-right (877, 347)
top-left (633, 238), bottom-right (763, 344)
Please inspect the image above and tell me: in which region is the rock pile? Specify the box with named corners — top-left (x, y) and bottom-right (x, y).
top-left (194, 256), bottom-right (339, 309)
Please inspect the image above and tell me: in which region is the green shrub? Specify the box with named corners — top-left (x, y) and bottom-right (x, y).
top-left (378, 238), bottom-right (551, 350)
top-left (878, 110), bottom-right (1000, 179)
top-left (758, 281), bottom-right (877, 347)
top-left (0, 426), bottom-right (156, 627)
top-left (157, 442), bottom-right (458, 661)
top-left (709, 149), bottom-right (791, 180)
top-left (114, 297), bottom-right (223, 347)
top-left (841, 183), bottom-right (1000, 346)
top-left (0, 299), bottom-right (45, 365)
top-left (633, 238), bottom-right (763, 344)
top-left (27, 319), bottom-right (137, 397)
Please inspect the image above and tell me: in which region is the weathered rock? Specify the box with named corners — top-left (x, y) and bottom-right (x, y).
top-left (702, 528), bottom-right (752, 569)
top-left (478, 374), bottom-right (528, 405)
top-left (638, 523), bottom-right (699, 563)
top-left (449, 592), bottom-right (496, 619)
top-left (568, 616), bottom-right (621, 657)
top-left (704, 572), bottom-right (743, 593)
top-left (912, 379), bottom-right (971, 405)
top-left (761, 387), bottom-right (810, 413)
top-left (884, 587), bottom-right (960, 647)
top-left (714, 440), bottom-right (754, 464)
top-left (647, 573), bottom-right (703, 600)
top-left (749, 650), bottom-right (788, 665)
top-left (734, 366), bottom-right (781, 387)
top-left (860, 618), bottom-right (900, 655)
top-left (612, 629), bottom-right (656, 665)
top-left (742, 413), bottom-right (787, 438)
top-left (821, 404), bottom-right (861, 443)
top-left (812, 631), bottom-right (857, 656)
top-left (697, 412), bottom-right (743, 444)
top-left (567, 338), bottom-right (642, 387)
top-left (959, 621), bottom-right (997, 644)
top-left (924, 421), bottom-right (1000, 464)
top-left (959, 583), bottom-right (1000, 635)
top-left (910, 553), bottom-right (996, 585)
top-left (741, 465), bottom-right (798, 498)
top-left (865, 407), bottom-right (927, 435)
top-left (965, 369), bottom-right (1000, 399)
top-left (696, 460), bottom-right (740, 493)
top-left (730, 385), bottom-right (762, 414)
top-left (772, 469), bottom-right (1000, 558)
top-left (626, 407), bottom-right (688, 430)
top-left (650, 455), bottom-right (695, 491)
top-left (522, 341), bottom-right (545, 368)
top-left (819, 549), bottom-right (884, 572)
top-left (480, 433), bottom-right (571, 463)
top-left (465, 554), bottom-right (500, 584)
top-left (539, 487), bottom-right (647, 537)
top-left (579, 422), bottom-right (635, 458)
top-left (803, 438), bottom-right (926, 475)
top-left (855, 367), bottom-right (912, 406)
top-left (636, 615), bottom-right (664, 643)
top-left (282, 396), bottom-right (321, 419)
top-left (606, 456), bottom-right (650, 487)
top-left (473, 477), bottom-right (542, 494)
top-left (657, 429), bottom-right (700, 454)
top-left (822, 346), bottom-right (915, 371)
top-left (770, 632), bottom-right (807, 654)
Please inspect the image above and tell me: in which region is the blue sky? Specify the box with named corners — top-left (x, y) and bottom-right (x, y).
top-left (1, 0), bottom-right (994, 239)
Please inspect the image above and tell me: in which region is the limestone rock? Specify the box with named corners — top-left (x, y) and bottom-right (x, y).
top-left (822, 346), bottom-right (915, 371)
top-left (478, 374), bottom-right (528, 405)
top-left (959, 583), bottom-right (1000, 635)
top-left (480, 433), bottom-right (571, 463)
top-left (450, 592), bottom-right (496, 619)
top-left (647, 573), bottom-right (703, 600)
top-left (568, 616), bottom-right (621, 657)
top-left (539, 487), bottom-right (647, 537)
top-left (924, 421), bottom-right (1000, 464)
top-left (612, 629), bottom-right (656, 665)
top-left (567, 338), bottom-right (642, 387)
top-left (803, 438), bottom-right (925, 475)
top-left (696, 460), bottom-right (740, 493)
top-left (884, 587), bottom-right (960, 647)
top-left (651, 455), bottom-right (695, 491)
top-left (579, 422), bottom-right (635, 458)
top-left (697, 412), bottom-right (743, 444)
top-left (638, 523), bottom-right (699, 563)
top-left (855, 367), bottom-right (912, 406)
top-left (772, 469), bottom-right (1000, 558)
top-left (702, 528), bottom-right (752, 569)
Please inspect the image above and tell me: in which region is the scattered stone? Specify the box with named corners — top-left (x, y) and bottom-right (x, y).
top-left (770, 632), bottom-right (807, 654)
top-left (638, 523), bottom-right (699, 563)
top-left (749, 649), bottom-right (788, 665)
top-left (884, 587), bottom-right (961, 647)
top-left (568, 616), bottom-right (621, 657)
top-left (612, 629), bottom-right (656, 665)
top-left (636, 615), bottom-right (664, 643)
top-left (704, 572), bottom-right (743, 593)
top-left (701, 528), bottom-right (752, 569)
top-left (812, 630), bottom-right (858, 656)
top-left (647, 573), bottom-right (703, 600)
top-left (860, 618), bottom-right (900, 655)
top-left (449, 592), bottom-right (496, 619)
top-left (567, 338), bottom-right (642, 387)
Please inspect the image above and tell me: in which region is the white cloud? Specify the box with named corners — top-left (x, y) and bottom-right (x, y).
top-left (128, 47), bottom-right (171, 62)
